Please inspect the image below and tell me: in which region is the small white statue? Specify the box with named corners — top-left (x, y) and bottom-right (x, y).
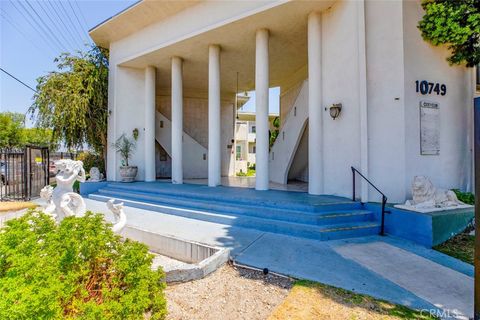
top-left (404, 176), bottom-right (464, 209)
top-left (49, 160), bottom-right (86, 221)
top-left (107, 199), bottom-right (127, 233)
top-left (88, 167), bottom-right (102, 182)
top-left (39, 159), bottom-right (126, 233)
top-left (40, 185), bottom-right (56, 217)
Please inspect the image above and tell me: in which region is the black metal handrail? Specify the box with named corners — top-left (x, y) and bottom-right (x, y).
top-left (351, 166), bottom-right (387, 236)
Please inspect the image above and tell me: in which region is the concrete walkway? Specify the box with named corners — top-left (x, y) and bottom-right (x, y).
top-left (84, 198), bottom-right (472, 319)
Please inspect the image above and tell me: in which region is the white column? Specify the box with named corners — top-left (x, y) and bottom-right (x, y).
top-left (208, 45), bottom-right (221, 187)
top-left (357, 1), bottom-right (369, 202)
top-left (255, 29), bottom-right (269, 191)
top-left (171, 57), bottom-right (183, 184)
top-left (144, 66), bottom-right (156, 182)
top-left (308, 12), bottom-right (323, 195)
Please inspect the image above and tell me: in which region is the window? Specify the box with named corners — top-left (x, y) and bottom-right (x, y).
top-left (252, 146), bottom-right (256, 154)
top-left (251, 125), bottom-right (256, 133)
top-left (236, 145), bottom-right (242, 160)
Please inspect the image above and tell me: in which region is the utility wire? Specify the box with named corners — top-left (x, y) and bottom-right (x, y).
top-left (68, 0), bottom-right (90, 45)
top-left (36, 0), bottom-right (76, 51)
top-left (54, 0), bottom-right (84, 45)
top-left (0, 68), bottom-right (37, 93)
top-left (24, 0), bottom-right (68, 52)
top-left (58, 0), bottom-right (84, 45)
top-left (74, 0), bottom-right (90, 38)
top-left (0, 9), bottom-right (54, 56)
top-left (46, 0), bottom-right (80, 50)
top-left (9, 0), bottom-right (61, 54)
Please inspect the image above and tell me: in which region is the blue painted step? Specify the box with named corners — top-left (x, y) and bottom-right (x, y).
top-left (89, 192), bottom-right (380, 241)
top-left (95, 187), bottom-right (373, 225)
top-left (101, 182), bottom-right (361, 212)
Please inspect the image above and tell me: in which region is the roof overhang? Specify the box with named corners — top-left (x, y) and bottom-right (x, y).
top-left (90, 0), bottom-right (201, 48)
top-left (117, 0), bottom-right (335, 96)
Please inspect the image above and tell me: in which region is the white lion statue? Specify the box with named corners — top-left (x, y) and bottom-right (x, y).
top-left (404, 176), bottom-right (464, 209)
top-left (40, 159), bottom-right (126, 233)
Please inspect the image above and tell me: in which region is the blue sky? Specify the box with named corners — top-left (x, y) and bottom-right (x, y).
top-left (0, 0), bottom-right (279, 126)
top-left (0, 0), bottom-right (136, 126)
top-left (239, 87), bottom-right (280, 115)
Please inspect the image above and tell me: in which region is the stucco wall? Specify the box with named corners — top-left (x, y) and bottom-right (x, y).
top-left (111, 66), bottom-right (147, 181)
top-left (402, 0), bottom-right (471, 197)
top-left (365, 0), bottom-right (407, 203)
top-left (155, 95), bottom-right (235, 177)
top-left (279, 80), bottom-right (303, 128)
top-left (156, 96), bottom-right (209, 148)
top-left (321, 0), bottom-right (363, 197)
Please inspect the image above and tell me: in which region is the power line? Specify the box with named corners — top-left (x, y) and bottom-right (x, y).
top-left (46, 0), bottom-right (80, 50)
top-left (36, 0), bottom-right (76, 51)
top-left (24, 0), bottom-right (68, 52)
top-left (9, 0), bottom-right (60, 54)
top-left (58, 0), bottom-right (85, 46)
top-left (74, 0), bottom-right (90, 38)
top-left (13, 0), bottom-right (64, 53)
top-left (0, 68), bottom-right (37, 93)
top-left (0, 9), bottom-right (54, 56)
top-left (68, 0), bottom-right (90, 45)
top-left (53, 0), bottom-right (84, 46)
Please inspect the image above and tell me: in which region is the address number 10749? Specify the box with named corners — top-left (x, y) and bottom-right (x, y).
top-left (415, 80), bottom-right (446, 96)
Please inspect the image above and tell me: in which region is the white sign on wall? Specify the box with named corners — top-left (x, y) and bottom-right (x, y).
top-left (420, 101), bottom-right (440, 155)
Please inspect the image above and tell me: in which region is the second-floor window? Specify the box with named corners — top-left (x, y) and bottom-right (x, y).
top-left (251, 126), bottom-right (256, 133)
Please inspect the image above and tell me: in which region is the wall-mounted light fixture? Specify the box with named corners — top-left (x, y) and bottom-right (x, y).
top-left (329, 103), bottom-right (342, 120)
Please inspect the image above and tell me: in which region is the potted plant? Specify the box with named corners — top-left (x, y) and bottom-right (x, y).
top-left (114, 133), bottom-right (137, 182)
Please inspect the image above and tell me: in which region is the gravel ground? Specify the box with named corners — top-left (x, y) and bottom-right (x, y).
top-left (165, 263), bottom-right (293, 320)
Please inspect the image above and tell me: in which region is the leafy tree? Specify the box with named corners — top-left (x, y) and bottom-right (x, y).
top-left (30, 46), bottom-right (109, 169)
top-left (23, 127), bottom-right (57, 150)
top-left (0, 112), bottom-right (25, 148)
top-left (0, 112), bottom-right (56, 149)
top-left (418, 0), bottom-right (480, 67)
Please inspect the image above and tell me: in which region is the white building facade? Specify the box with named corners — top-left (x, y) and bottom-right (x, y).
top-left (90, 0), bottom-right (476, 203)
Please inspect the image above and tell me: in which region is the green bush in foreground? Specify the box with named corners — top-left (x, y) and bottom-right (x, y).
top-left (0, 211), bottom-right (166, 320)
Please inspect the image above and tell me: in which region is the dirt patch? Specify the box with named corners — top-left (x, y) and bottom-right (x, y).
top-left (165, 263), bottom-right (292, 320)
top-left (0, 201), bottom-right (37, 213)
top-left (434, 232), bottom-right (474, 265)
top-left (268, 280), bottom-right (436, 320)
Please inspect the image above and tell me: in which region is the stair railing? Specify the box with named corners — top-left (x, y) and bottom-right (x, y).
top-left (351, 166), bottom-right (388, 236)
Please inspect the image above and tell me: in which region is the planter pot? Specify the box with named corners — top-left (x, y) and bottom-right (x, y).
top-left (119, 166), bottom-right (138, 182)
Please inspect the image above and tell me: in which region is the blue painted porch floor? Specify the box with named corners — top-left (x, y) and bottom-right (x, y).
top-left (84, 194), bottom-right (473, 319)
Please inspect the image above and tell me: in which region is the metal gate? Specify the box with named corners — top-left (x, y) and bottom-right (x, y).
top-left (0, 146), bottom-right (49, 201)
top-left (27, 146), bottom-right (49, 199)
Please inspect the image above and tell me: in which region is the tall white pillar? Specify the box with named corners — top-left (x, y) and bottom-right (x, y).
top-left (308, 12), bottom-right (323, 195)
top-left (208, 45), bottom-right (221, 187)
top-left (255, 28), bottom-right (269, 191)
top-left (144, 66), bottom-right (156, 182)
top-left (171, 57), bottom-right (183, 184)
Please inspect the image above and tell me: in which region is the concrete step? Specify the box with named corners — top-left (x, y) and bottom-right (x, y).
top-left (89, 193), bottom-right (380, 241)
top-left (96, 187), bottom-right (373, 225)
top-left (102, 182), bottom-right (362, 212)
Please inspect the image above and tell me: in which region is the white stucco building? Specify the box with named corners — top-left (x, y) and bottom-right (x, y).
top-left (90, 0), bottom-right (476, 203)
top-left (234, 111), bottom-right (277, 175)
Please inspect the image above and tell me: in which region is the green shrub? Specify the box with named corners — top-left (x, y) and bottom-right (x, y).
top-left (0, 211), bottom-right (167, 319)
top-left (77, 151), bottom-right (105, 175)
top-left (452, 189), bottom-right (474, 205)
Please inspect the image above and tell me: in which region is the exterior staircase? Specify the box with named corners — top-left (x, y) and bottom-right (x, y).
top-left (155, 111), bottom-right (207, 178)
top-left (89, 182), bottom-right (381, 241)
top-left (269, 80), bottom-right (309, 184)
